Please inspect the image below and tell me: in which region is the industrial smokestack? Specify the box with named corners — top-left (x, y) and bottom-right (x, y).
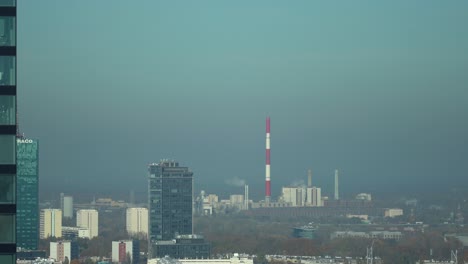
top-left (244, 184), bottom-right (249, 210)
top-left (308, 169), bottom-right (312, 187)
top-left (265, 117), bottom-right (271, 203)
top-left (334, 169), bottom-right (339, 200)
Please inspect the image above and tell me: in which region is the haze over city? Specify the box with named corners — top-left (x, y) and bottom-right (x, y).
top-left (17, 1), bottom-right (468, 198)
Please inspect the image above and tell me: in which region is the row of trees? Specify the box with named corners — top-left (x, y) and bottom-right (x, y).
top-left (195, 215), bottom-right (466, 264)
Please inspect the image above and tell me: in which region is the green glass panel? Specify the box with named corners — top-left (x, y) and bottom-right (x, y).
top-left (16, 138), bottom-right (39, 250)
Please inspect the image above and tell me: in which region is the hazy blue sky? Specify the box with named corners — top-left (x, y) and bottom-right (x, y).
top-left (17, 1), bottom-right (468, 200)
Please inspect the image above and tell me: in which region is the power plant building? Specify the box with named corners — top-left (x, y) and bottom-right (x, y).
top-left (16, 137), bottom-right (39, 250)
top-left (281, 187), bottom-right (323, 207)
top-left (40, 209), bottom-right (62, 239)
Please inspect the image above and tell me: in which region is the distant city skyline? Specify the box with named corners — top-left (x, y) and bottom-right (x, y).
top-left (16, 1), bottom-right (468, 198)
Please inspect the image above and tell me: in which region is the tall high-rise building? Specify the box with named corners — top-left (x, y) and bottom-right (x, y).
top-left (148, 160), bottom-right (211, 259)
top-left (148, 160), bottom-right (193, 242)
top-left (0, 1), bottom-right (17, 263)
top-left (62, 196), bottom-right (73, 219)
top-left (16, 137), bottom-right (39, 250)
top-left (76, 209), bottom-right (98, 238)
top-left (126, 207), bottom-right (148, 237)
top-left (40, 209), bottom-right (62, 239)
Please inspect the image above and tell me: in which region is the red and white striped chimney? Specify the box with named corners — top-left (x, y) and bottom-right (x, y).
top-left (265, 117), bottom-right (271, 203)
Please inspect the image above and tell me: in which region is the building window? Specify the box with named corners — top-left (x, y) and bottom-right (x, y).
top-left (0, 95), bottom-right (14, 125)
top-left (0, 56), bottom-right (15, 86)
top-left (0, 214), bottom-right (15, 242)
top-left (0, 255), bottom-right (15, 263)
top-left (0, 174), bottom-right (14, 203)
top-left (0, 1), bottom-right (15, 7)
top-left (0, 16), bottom-right (15, 46)
top-left (0, 135), bottom-right (15, 164)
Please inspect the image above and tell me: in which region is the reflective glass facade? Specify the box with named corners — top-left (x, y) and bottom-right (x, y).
top-left (0, 1), bottom-right (15, 263)
top-left (153, 236), bottom-right (211, 259)
top-left (16, 138), bottom-right (38, 250)
top-left (148, 160), bottom-right (193, 256)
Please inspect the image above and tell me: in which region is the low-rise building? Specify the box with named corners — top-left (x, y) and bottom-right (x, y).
top-left (148, 253), bottom-right (253, 264)
top-left (384, 208), bottom-right (403, 218)
top-left (151, 235), bottom-right (211, 259)
top-left (292, 224), bottom-right (317, 239)
top-left (331, 231), bottom-right (368, 239)
top-left (331, 231), bottom-right (402, 240)
top-left (346, 214), bottom-right (369, 221)
top-left (62, 226), bottom-right (91, 239)
top-left (355, 193), bottom-right (372, 201)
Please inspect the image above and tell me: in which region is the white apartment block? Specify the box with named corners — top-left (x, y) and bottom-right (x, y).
top-left (126, 207), bottom-right (148, 236)
top-left (40, 209), bottom-right (62, 239)
top-left (76, 209), bottom-right (99, 238)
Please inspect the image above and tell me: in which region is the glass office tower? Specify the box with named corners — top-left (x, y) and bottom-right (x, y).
top-left (148, 160), bottom-right (193, 242)
top-left (0, 1), bottom-right (16, 263)
top-left (16, 138), bottom-right (39, 250)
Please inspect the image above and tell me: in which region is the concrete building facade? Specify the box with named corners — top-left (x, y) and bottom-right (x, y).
top-left (76, 209), bottom-right (98, 238)
top-left (40, 209), bottom-right (62, 239)
top-left (126, 207), bottom-right (148, 236)
top-left (111, 240), bottom-right (139, 264)
top-left (281, 187), bottom-right (323, 207)
top-left (384, 208), bottom-right (404, 218)
top-left (50, 241), bottom-right (78, 263)
top-left (62, 226), bottom-right (90, 240)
